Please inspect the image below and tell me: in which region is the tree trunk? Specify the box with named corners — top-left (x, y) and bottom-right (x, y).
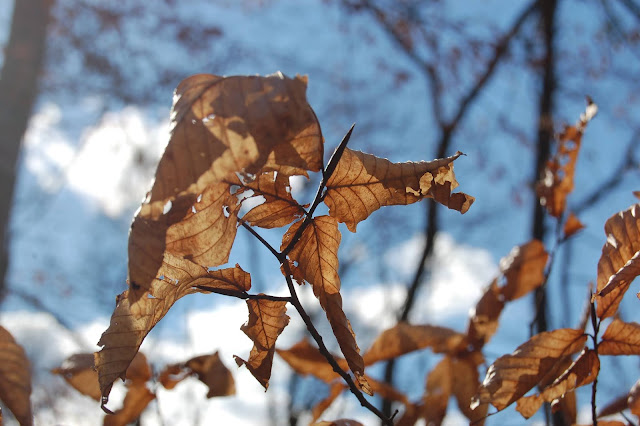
top-left (0, 0), bottom-right (53, 301)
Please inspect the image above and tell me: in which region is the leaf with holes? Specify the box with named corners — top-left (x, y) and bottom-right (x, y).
top-left (0, 326), bottom-right (32, 426)
top-left (282, 215), bottom-right (370, 394)
top-left (324, 149), bottom-right (473, 232)
top-left (594, 203), bottom-right (640, 318)
top-left (235, 299), bottom-right (290, 389)
top-left (472, 328), bottom-right (587, 411)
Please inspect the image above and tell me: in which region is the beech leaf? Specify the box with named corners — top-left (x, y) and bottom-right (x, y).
top-left (594, 203), bottom-right (640, 318)
top-left (0, 326), bottom-right (32, 426)
top-left (52, 353), bottom-right (104, 401)
top-left (324, 148), bottom-right (474, 232)
top-left (499, 239), bottom-right (549, 301)
top-left (422, 356), bottom-right (453, 426)
top-left (629, 379), bottom-right (640, 419)
top-left (472, 328), bottom-right (587, 411)
top-left (234, 298), bottom-right (289, 389)
top-left (282, 215), bottom-right (370, 394)
top-left (159, 351), bottom-right (235, 397)
top-left (238, 171), bottom-right (306, 228)
top-left (563, 212), bottom-right (585, 239)
top-left (311, 383), bottom-right (347, 423)
top-left (95, 264), bottom-right (250, 405)
top-left (363, 322), bottom-right (468, 366)
top-left (103, 383), bottom-right (155, 426)
top-left (536, 99), bottom-right (597, 217)
top-left (466, 279), bottom-right (504, 349)
top-left (516, 349), bottom-right (599, 419)
top-left (277, 339), bottom-right (341, 383)
top-left (599, 318), bottom-right (640, 355)
top-left (451, 356), bottom-right (488, 425)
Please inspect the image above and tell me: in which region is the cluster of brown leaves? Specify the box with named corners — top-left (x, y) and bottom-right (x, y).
top-left (87, 71), bottom-right (472, 423)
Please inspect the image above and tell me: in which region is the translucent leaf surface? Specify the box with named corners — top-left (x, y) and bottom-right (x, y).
top-left (0, 326), bottom-right (32, 426)
top-left (159, 351), bottom-right (235, 397)
top-left (599, 318), bottom-right (640, 355)
top-left (325, 149), bottom-right (473, 232)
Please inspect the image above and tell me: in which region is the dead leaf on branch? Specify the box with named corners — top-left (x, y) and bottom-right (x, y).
top-left (499, 239), bottom-right (548, 301)
top-left (324, 148), bottom-right (474, 232)
top-left (467, 279), bottom-right (504, 349)
top-left (362, 322), bottom-right (468, 366)
top-left (516, 349), bottom-right (599, 419)
top-left (536, 98), bottom-right (597, 217)
top-left (103, 382), bottom-right (155, 426)
top-left (95, 263), bottom-right (250, 405)
top-left (599, 318), bottom-right (640, 355)
top-left (564, 212), bottom-right (585, 239)
top-left (276, 339), bottom-right (342, 383)
top-left (159, 351), bottom-right (235, 398)
top-left (451, 356), bottom-right (488, 425)
top-left (472, 328), bottom-right (587, 412)
top-left (235, 298), bottom-right (290, 390)
top-left (311, 383), bottom-right (347, 423)
top-left (0, 326), bottom-right (32, 426)
top-left (594, 203), bottom-right (640, 319)
top-left (422, 356), bottom-right (453, 426)
top-left (52, 353), bottom-right (104, 401)
top-left (282, 215), bottom-right (370, 394)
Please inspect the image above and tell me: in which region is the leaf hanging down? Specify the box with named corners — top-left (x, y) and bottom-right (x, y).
top-left (536, 98), bottom-right (597, 217)
top-left (363, 322), bottom-right (468, 366)
top-left (311, 383), bottom-right (348, 423)
top-left (159, 351), bottom-right (235, 398)
top-left (324, 149), bottom-right (474, 232)
top-left (564, 213), bottom-right (585, 239)
top-left (149, 72), bottom-right (323, 205)
top-left (451, 355), bottom-right (488, 425)
top-left (0, 326), bottom-right (32, 426)
top-left (472, 328), bottom-right (587, 411)
top-left (466, 279), bottom-right (504, 350)
top-left (599, 318), bottom-right (640, 355)
top-left (52, 353), bottom-right (103, 401)
top-left (282, 216), bottom-right (370, 394)
top-left (277, 339), bottom-right (342, 383)
top-left (593, 203), bottom-right (640, 318)
top-left (422, 356), bottom-right (453, 426)
top-left (95, 264), bottom-right (250, 405)
top-left (499, 239), bottom-right (548, 302)
top-left (238, 171), bottom-right (306, 228)
top-left (235, 298), bottom-right (290, 390)
top-left (103, 383), bottom-right (155, 426)
top-left (516, 349), bottom-right (599, 419)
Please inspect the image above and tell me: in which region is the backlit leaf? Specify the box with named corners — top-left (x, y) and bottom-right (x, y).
top-left (473, 328), bottom-right (587, 411)
top-left (311, 383), bottom-right (347, 423)
top-left (52, 353), bottom-right (101, 401)
top-left (282, 216), bottom-right (370, 394)
top-left (103, 383), bottom-right (155, 426)
top-left (451, 356), bottom-right (487, 425)
top-left (0, 326), bottom-right (32, 426)
top-left (516, 349), bottom-right (599, 419)
top-left (363, 322), bottom-right (468, 365)
top-left (594, 204), bottom-right (640, 318)
top-left (159, 351), bottom-right (235, 397)
top-left (629, 379), bottom-right (640, 418)
top-left (599, 318), bottom-right (640, 355)
top-left (536, 99), bottom-right (597, 217)
top-left (466, 279), bottom-right (504, 349)
top-left (277, 339), bottom-right (341, 383)
top-left (597, 393), bottom-right (629, 418)
top-left (324, 149), bottom-right (473, 232)
top-left (95, 264), bottom-right (250, 405)
top-left (422, 356), bottom-right (453, 426)
top-left (564, 213), bottom-right (585, 239)
top-left (234, 298), bottom-right (289, 390)
top-left (499, 240), bottom-right (548, 301)
top-left (239, 171), bottom-right (306, 229)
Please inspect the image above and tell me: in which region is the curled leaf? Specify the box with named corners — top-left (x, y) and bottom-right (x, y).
top-left (234, 298), bottom-right (290, 389)
top-left (472, 328), bottom-right (587, 411)
top-left (282, 216), bottom-right (370, 394)
top-left (363, 322), bottom-right (468, 366)
top-left (159, 351), bottom-right (235, 397)
top-left (594, 203), bottom-right (640, 318)
top-left (52, 353), bottom-right (103, 401)
top-left (103, 383), bottom-right (155, 426)
top-left (536, 99), bottom-right (597, 217)
top-left (599, 318), bottom-right (640, 355)
top-left (325, 149), bottom-right (473, 232)
top-left (0, 326), bottom-right (32, 426)
top-left (516, 349), bottom-right (599, 419)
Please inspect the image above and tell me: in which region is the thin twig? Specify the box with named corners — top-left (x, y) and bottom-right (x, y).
top-left (240, 221), bottom-right (282, 259)
top-left (281, 261), bottom-right (394, 426)
top-left (193, 286), bottom-right (291, 302)
top-left (589, 301), bottom-right (601, 426)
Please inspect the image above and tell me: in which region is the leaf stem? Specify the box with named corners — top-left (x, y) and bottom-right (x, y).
top-left (194, 286), bottom-right (292, 302)
top-left (590, 301), bottom-right (601, 426)
top-left (281, 261), bottom-right (394, 426)
top-left (240, 221), bottom-right (282, 260)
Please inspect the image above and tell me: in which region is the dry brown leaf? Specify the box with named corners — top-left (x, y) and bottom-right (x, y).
top-left (363, 322), bottom-right (468, 366)
top-left (276, 339), bottom-right (341, 383)
top-left (234, 298), bottom-right (290, 389)
top-left (422, 356), bottom-right (453, 426)
top-left (564, 212), bottom-right (585, 239)
top-left (324, 148), bottom-right (473, 232)
top-left (312, 420), bottom-right (364, 426)
top-left (515, 349), bottom-right (599, 419)
top-left (472, 328), bottom-right (587, 411)
top-left (629, 379), bottom-right (640, 418)
top-left (365, 375), bottom-right (410, 405)
top-left (634, 191), bottom-right (640, 201)
top-left (467, 279), bottom-right (504, 349)
top-left (594, 204), bottom-right (640, 318)
top-left (52, 353), bottom-right (101, 401)
top-left (395, 403), bottom-right (425, 426)
top-left (282, 216), bottom-right (370, 394)
top-left (599, 318), bottom-right (640, 355)
top-left (551, 390), bottom-right (577, 426)
top-left (536, 100), bottom-right (597, 217)
top-left (311, 383), bottom-right (347, 423)
top-left (159, 351), bottom-right (235, 398)
top-left (499, 240), bottom-right (548, 302)
top-left (0, 326), bottom-right (32, 426)
top-left (149, 73), bottom-right (322, 205)
top-left (451, 356), bottom-right (487, 425)
top-left (95, 264), bottom-right (250, 405)
top-left (239, 171), bottom-right (306, 228)
top-left (575, 422), bottom-right (626, 426)
top-left (103, 383), bottom-right (155, 426)
top-left (598, 393), bottom-right (630, 418)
